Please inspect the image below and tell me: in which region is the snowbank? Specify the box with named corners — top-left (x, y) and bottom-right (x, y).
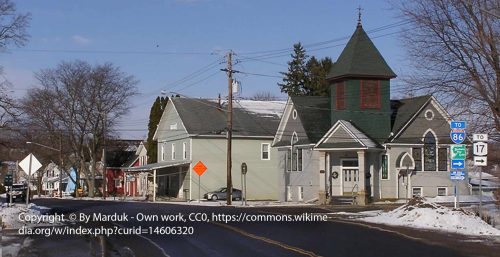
top-left (1, 203), bottom-right (58, 229)
top-left (361, 197), bottom-right (500, 236)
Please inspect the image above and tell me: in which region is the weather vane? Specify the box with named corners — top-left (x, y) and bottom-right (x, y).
top-left (357, 5), bottom-right (363, 26)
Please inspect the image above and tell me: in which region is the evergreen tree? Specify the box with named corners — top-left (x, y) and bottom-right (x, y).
top-left (146, 96), bottom-right (167, 163)
top-left (278, 43), bottom-right (309, 96)
top-left (306, 56), bottom-right (333, 96)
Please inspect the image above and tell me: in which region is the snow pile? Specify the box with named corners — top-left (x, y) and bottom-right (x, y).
top-left (361, 197), bottom-right (500, 236)
top-left (1, 203), bottom-right (56, 229)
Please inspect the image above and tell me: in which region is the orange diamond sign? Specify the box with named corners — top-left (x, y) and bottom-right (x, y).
top-left (193, 161), bottom-right (207, 176)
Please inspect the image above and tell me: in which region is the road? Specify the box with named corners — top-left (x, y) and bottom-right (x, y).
top-left (6, 198), bottom-right (499, 257)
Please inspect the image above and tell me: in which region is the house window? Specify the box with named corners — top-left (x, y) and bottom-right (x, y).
top-left (412, 187), bottom-right (423, 197)
top-left (336, 82), bottom-right (345, 110)
top-left (292, 109), bottom-right (298, 120)
top-left (183, 142), bottom-right (187, 160)
top-left (161, 144), bottom-right (166, 161)
top-left (171, 143), bottom-right (176, 160)
top-left (360, 80), bottom-right (380, 109)
top-left (170, 123), bottom-right (178, 130)
top-left (261, 143), bottom-right (270, 160)
top-left (286, 186), bottom-right (292, 201)
top-left (437, 187), bottom-right (447, 196)
top-left (412, 147), bottom-right (422, 171)
top-left (381, 155), bottom-right (389, 180)
top-left (438, 148), bottom-right (447, 171)
top-left (286, 148), bottom-right (302, 172)
top-left (424, 132), bottom-right (436, 171)
top-left (286, 149), bottom-right (292, 172)
top-left (298, 186), bottom-right (303, 201)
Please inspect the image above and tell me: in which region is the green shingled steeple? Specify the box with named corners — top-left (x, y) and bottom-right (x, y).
top-left (327, 24), bottom-right (396, 81)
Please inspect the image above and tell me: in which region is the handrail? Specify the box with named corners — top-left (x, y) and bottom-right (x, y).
top-left (351, 184), bottom-right (358, 205)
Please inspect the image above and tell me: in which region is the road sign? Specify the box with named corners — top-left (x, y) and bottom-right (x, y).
top-left (473, 156), bottom-right (487, 166)
top-left (4, 173), bottom-right (13, 186)
top-left (19, 153), bottom-right (42, 174)
top-left (450, 170), bottom-right (466, 180)
top-left (450, 121), bottom-right (467, 129)
top-left (451, 159), bottom-right (465, 169)
top-left (450, 144), bottom-right (466, 160)
top-left (193, 161), bottom-right (207, 176)
top-left (472, 134), bottom-right (488, 142)
top-left (450, 130), bottom-right (466, 144)
top-left (473, 142), bottom-right (488, 156)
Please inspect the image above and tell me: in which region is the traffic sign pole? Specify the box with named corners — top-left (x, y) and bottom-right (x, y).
top-left (26, 154), bottom-right (32, 207)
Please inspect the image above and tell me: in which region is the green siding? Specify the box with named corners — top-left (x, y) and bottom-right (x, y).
top-left (330, 79), bottom-right (391, 143)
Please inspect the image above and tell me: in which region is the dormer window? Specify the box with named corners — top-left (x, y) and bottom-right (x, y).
top-left (360, 80), bottom-right (380, 109)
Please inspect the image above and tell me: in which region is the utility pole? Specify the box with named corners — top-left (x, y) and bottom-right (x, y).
top-left (225, 51), bottom-right (233, 205)
top-left (59, 134), bottom-right (63, 198)
top-left (102, 113), bottom-right (107, 200)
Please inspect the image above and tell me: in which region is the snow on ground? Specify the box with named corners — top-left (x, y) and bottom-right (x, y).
top-left (360, 197), bottom-right (500, 236)
top-left (0, 203), bottom-right (58, 229)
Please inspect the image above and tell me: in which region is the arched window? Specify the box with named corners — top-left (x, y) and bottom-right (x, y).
top-left (423, 131), bottom-right (436, 171)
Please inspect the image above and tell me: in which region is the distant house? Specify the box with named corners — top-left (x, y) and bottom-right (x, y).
top-left (41, 162), bottom-right (65, 196)
top-left (146, 97), bottom-right (285, 201)
top-left (273, 21), bottom-right (469, 204)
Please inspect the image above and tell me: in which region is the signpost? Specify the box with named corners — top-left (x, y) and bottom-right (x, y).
top-left (193, 161), bottom-right (207, 202)
top-left (241, 163), bottom-right (248, 206)
top-left (19, 153), bottom-right (42, 207)
top-left (449, 121), bottom-right (466, 208)
top-left (472, 133), bottom-right (488, 218)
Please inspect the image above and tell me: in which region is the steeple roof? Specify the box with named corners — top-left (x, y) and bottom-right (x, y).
top-left (327, 24), bottom-right (397, 81)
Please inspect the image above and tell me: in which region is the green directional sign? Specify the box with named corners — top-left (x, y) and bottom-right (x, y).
top-left (450, 144), bottom-right (466, 160)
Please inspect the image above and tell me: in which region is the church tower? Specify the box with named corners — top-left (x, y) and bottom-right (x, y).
top-left (327, 17), bottom-right (396, 143)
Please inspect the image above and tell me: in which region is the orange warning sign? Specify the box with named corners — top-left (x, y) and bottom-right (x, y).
top-left (193, 161), bottom-right (207, 176)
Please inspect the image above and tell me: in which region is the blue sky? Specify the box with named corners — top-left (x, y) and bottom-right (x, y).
top-left (1, 0), bottom-right (410, 139)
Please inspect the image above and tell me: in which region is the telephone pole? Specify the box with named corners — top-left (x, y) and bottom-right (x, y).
top-left (224, 51), bottom-right (234, 205)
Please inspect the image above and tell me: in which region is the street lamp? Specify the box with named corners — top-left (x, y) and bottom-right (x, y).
top-left (26, 140), bottom-right (63, 198)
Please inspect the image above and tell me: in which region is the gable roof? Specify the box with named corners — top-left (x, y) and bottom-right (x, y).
top-left (171, 98), bottom-right (285, 138)
top-left (390, 95), bottom-right (433, 135)
top-left (327, 24), bottom-right (396, 81)
top-left (291, 96), bottom-right (331, 144)
top-left (315, 120), bottom-right (382, 149)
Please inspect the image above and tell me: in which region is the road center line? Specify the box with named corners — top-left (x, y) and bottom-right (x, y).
top-left (211, 222), bottom-right (324, 257)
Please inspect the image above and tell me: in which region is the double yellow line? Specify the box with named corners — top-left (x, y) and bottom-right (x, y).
top-left (212, 222), bottom-right (323, 257)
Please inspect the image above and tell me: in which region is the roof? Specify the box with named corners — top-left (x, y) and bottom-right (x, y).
top-left (123, 160), bottom-right (190, 172)
top-left (291, 96), bottom-right (331, 144)
top-left (315, 120), bottom-right (382, 149)
top-left (327, 24), bottom-right (396, 81)
top-left (390, 95), bottom-right (432, 134)
top-left (172, 98), bottom-right (285, 137)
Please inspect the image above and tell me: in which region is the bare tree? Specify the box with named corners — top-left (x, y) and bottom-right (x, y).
top-left (20, 60), bottom-right (138, 197)
top-left (397, 0), bottom-right (499, 140)
top-left (0, 0), bottom-right (30, 129)
top-left (251, 91), bottom-right (279, 101)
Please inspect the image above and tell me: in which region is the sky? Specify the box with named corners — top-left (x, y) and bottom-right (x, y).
top-left (1, 0), bottom-right (411, 140)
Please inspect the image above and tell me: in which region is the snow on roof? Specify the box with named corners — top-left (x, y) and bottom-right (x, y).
top-left (212, 99), bottom-right (286, 118)
top-left (360, 197), bottom-right (500, 236)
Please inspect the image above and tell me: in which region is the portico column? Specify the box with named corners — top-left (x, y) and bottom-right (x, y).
top-left (357, 150), bottom-right (368, 205)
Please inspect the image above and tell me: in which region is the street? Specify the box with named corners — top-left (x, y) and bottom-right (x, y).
top-left (2, 198), bottom-right (497, 257)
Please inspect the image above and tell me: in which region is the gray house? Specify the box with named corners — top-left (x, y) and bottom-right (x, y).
top-left (273, 22), bottom-right (469, 204)
top-left (150, 97), bottom-right (285, 201)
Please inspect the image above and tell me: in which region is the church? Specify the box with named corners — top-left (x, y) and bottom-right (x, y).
top-left (272, 19), bottom-right (469, 205)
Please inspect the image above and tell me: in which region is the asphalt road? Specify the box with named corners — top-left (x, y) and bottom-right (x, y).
top-left (15, 198), bottom-right (498, 257)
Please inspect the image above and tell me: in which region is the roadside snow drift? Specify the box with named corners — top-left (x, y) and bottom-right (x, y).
top-left (361, 197), bottom-right (500, 236)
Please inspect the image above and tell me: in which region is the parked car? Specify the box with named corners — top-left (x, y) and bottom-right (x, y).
top-left (6, 183), bottom-right (28, 203)
top-left (204, 187), bottom-right (242, 201)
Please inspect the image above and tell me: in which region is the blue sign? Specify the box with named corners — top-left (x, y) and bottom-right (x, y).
top-left (450, 170), bottom-right (466, 180)
top-left (450, 131), bottom-right (466, 144)
top-left (451, 159), bottom-right (465, 169)
top-left (450, 121), bottom-right (467, 129)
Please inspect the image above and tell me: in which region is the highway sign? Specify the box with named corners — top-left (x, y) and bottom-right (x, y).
top-left (193, 161), bottom-right (207, 176)
top-left (473, 156), bottom-right (487, 166)
top-left (19, 153), bottom-right (42, 174)
top-left (450, 130), bottom-right (466, 144)
top-left (450, 170), bottom-right (466, 180)
top-left (451, 159), bottom-right (465, 169)
top-left (473, 142), bottom-right (488, 156)
top-left (472, 134), bottom-right (488, 142)
top-left (450, 144), bottom-right (466, 160)
top-left (450, 121), bottom-right (467, 129)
